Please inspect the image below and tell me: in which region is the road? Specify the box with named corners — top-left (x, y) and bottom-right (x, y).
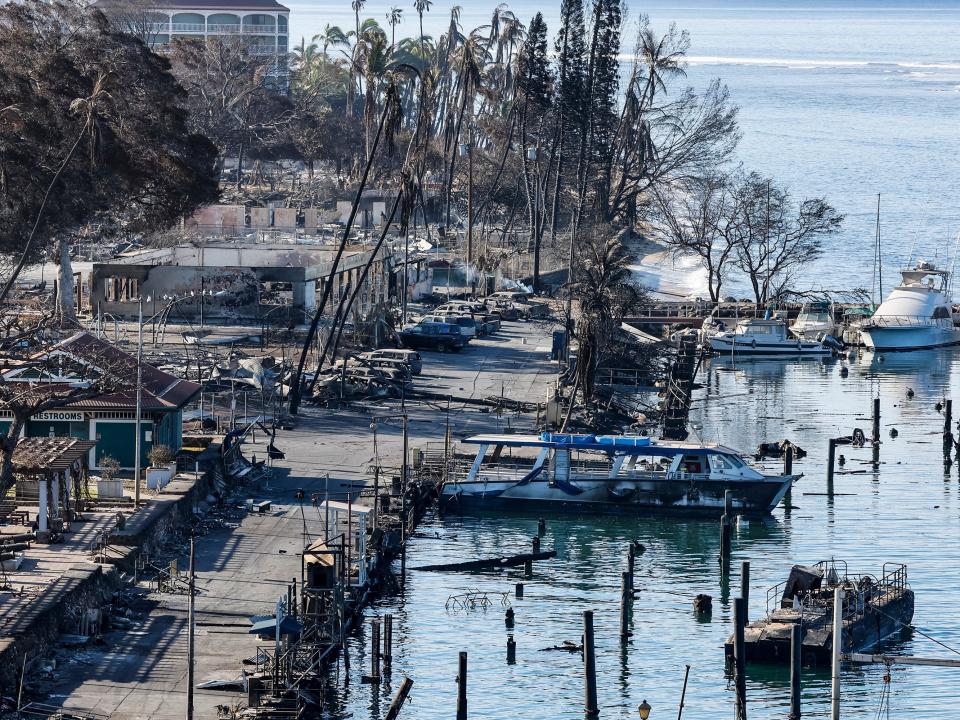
top-left (46, 316), bottom-right (561, 718)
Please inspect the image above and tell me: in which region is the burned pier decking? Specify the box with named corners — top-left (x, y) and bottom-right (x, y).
top-left (725, 560), bottom-right (914, 664)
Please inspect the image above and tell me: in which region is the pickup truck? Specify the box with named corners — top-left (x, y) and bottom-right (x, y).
top-left (399, 322), bottom-right (467, 353)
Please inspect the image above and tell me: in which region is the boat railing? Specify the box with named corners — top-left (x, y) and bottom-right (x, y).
top-left (863, 314), bottom-right (944, 329)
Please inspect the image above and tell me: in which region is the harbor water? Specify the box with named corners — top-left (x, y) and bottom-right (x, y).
top-left (327, 348), bottom-right (960, 718)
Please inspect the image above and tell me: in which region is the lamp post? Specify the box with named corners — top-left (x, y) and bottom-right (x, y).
top-left (638, 699), bottom-right (651, 719)
top-left (134, 295), bottom-right (150, 507)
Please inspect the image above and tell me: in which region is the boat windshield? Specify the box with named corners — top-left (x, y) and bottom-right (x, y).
top-left (798, 311), bottom-right (829, 323)
top-left (737, 323), bottom-right (779, 335)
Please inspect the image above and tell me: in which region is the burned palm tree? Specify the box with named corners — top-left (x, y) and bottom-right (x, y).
top-left (288, 77), bottom-right (404, 414)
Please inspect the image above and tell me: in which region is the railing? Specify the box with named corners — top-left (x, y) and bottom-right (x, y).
top-left (207, 23), bottom-right (242, 33)
top-left (863, 314), bottom-right (949, 329)
top-left (171, 23), bottom-right (205, 33)
top-left (145, 23), bottom-right (169, 33)
top-left (243, 24), bottom-right (277, 34)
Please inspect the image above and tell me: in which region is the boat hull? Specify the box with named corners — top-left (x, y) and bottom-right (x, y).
top-left (860, 325), bottom-right (960, 351)
top-left (440, 475), bottom-right (794, 517)
top-left (710, 335), bottom-right (830, 356)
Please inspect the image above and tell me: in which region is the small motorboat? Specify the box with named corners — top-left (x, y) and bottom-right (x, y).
top-left (860, 261), bottom-right (960, 351)
top-left (710, 317), bottom-right (833, 356)
top-left (790, 301), bottom-right (836, 340)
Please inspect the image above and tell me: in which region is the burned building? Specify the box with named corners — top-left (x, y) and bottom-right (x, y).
top-left (86, 241), bottom-right (400, 325)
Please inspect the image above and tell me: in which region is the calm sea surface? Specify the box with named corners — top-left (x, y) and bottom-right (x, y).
top-left (291, 0), bottom-right (960, 294)
top-left (308, 3), bottom-right (960, 717)
top-left (327, 349), bottom-right (960, 718)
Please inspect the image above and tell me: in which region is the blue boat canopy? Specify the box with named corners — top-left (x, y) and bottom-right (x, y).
top-left (461, 433), bottom-right (738, 456)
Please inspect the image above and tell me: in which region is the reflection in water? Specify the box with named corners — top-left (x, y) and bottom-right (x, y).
top-left (329, 351), bottom-right (960, 719)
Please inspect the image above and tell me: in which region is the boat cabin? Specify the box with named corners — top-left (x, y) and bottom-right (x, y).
top-left (460, 433), bottom-right (765, 484)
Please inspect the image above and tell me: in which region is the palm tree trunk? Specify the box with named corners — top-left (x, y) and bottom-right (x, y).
top-left (288, 99), bottom-right (393, 414)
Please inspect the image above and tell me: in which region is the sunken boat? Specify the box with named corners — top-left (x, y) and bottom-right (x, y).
top-left (725, 560), bottom-right (914, 664)
top-left (440, 433), bottom-right (797, 516)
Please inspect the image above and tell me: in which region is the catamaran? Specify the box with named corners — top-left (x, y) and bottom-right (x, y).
top-left (859, 260), bottom-right (960, 351)
top-left (440, 433), bottom-right (797, 516)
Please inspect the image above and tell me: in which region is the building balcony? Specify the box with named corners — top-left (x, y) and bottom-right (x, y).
top-left (207, 24), bottom-right (242, 33)
top-left (242, 25), bottom-right (276, 35)
top-left (247, 46), bottom-right (278, 56)
top-left (171, 22), bottom-right (205, 33)
top-left (146, 23), bottom-right (170, 33)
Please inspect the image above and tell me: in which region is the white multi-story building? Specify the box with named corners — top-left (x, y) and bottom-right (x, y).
top-left (100, 0), bottom-right (291, 84)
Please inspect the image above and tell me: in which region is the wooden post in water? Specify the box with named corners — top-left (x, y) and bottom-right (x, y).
top-left (583, 610), bottom-right (599, 720)
top-left (515, 582), bottom-right (524, 599)
top-left (619, 571), bottom-right (631, 643)
top-left (385, 677), bottom-right (414, 720)
top-left (740, 561), bottom-right (750, 623)
top-left (506, 635), bottom-right (516, 664)
top-left (532, 536), bottom-right (540, 554)
top-left (790, 624), bottom-right (802, 719)
top-left (538, 517), bottom-right (546, 536)
top-left (524, 558), bottom-right (533, 578)
top-left (872, 397), bottom-right (881, 467)
top-left (384, 614), bottom-right (393, 670)
top-left (944, 399), bottom-right (954, 459)
top-left (827, 438), bottom-right (837, 491)
top-left (720, 515), bottom-right (732, 566)
top-left (831, 587), bottom-right (843, 720)
top-left (370, 619), bottom-right (382, 683)
top-left (456, 651), bottom-right (468, 720)
top-left (784, 445), bottom-right (793, 475)
top-left (733, 596), bottom-right (747, 720)
top-left (627, 544), bottom-right (635, 590)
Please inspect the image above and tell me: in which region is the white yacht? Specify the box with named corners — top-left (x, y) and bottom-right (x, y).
top-left (789, 301), bottom-right (837, 340)
top-left (859, 261), bottom-right (960, 351)
top-left (709, 317), bottom-right (832, 356)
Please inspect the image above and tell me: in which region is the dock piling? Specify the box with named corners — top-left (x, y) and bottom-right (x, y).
top-left (827, 438), bottom-right (837, 491)
top-left (532, 536), bottom-right (540, 554)
top-left (456, 651), bottom-right (468, 720)
top-left (524, 558), bottom-right (533, 578)
top-left (740, 561), bottom-right (750, 623)
top-left (790, 623), bottom-right (801, 719)
top-left (506, 635), bottom-right (516, 664)
top-left (627, 545), bottom-right (635, 590)
top-left (619, 571), bottom-right (631, 643)
top-left (370, 619), bottom-right (382, 683)
top-left (505, 607), bottom-right (515, 628)
top-left (784, 445), bottom-right (793, 475)
top-left (515, 582), bottom-right (524, 599)
top-left (583, 610), bottom-right (599, 720)
top-left (944, 399), bottom-right (954, 460)
top-left (872, 397), bottom-right (881, 467)
top-left (538, 518), bottom-right (546, 536)
top-left (733, 596), bottom-right (747, 720)
top-left (385, 677), bottom-right (414, 720)
top-left (720, 514), bottom-right (732, 566)
top-left (384, 614), bottom-right (393, 670)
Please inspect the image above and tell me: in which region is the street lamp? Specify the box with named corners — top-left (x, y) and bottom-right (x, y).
top-left (638, 699), bottom-right (652, 719)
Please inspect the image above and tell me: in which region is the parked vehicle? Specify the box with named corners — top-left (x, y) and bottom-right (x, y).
top-left (350, 356), bottom-right (413, 381)
top-left (399, 322), bottom-right (467, 352)
top-left (420, 314), bottom-right (476, 338)
top-left (488, 300), bottom-right (520, 321)
top-left (360, 349), bottom-right (422, 375)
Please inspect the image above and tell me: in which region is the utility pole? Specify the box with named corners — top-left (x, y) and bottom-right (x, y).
top-left (831, 587), bottom-right (843, 720)
top-left (134, 295), bottom-right (143, 507)
top-left (186, 535), bottom-right (196, 720)
top-left (401, 413), bottom-right (409, 542)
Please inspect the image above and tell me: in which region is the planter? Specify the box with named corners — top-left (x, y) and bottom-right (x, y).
top-left (97, 479), bottom-right (124, 498)
top-left (146, 463), bottom-right (176, 490)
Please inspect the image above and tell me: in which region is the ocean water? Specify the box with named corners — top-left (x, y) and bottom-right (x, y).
top-left (290, 1), bottom-right (960, 297)
top-left (327, 349), bottom-right (960, 718)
